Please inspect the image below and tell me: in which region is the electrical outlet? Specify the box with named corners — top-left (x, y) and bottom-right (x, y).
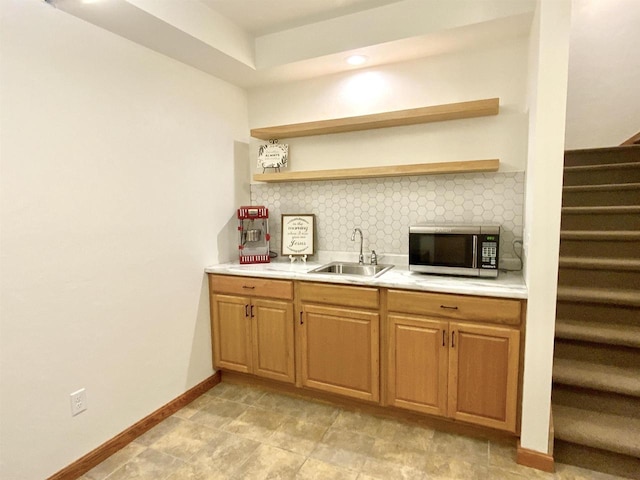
top-left (70, 388), bottom-right (87, 416)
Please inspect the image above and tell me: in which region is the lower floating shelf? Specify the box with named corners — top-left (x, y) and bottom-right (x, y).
top-left (253, 159), bottom-right (500, 183)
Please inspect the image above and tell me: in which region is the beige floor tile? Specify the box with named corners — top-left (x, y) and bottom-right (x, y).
top-left (331, 409), bottom-right (385, 437)
top-left (187, 429), bottom-right (260, 478)
top-left (83, 442), bottom-right (147, 480)
top-left (189, 397), bottom-right (250, 430)
top-left (265, 416), bottom-right (329, 456)
top-left (310, 428), bottom-right (375, 471)
top-left (173, 393), bottom-right (215, 419)
top-left (207, 381), bottom-right (266, 405)
top-left (360, 438), bottom-right (427, 480)
top-left (429, 430), bottom-right (489, 463)
top-left (421, 452), bottom-right (487, 480)
top-left (291, 399), bottom-right (341, 427)
top-left (374, 418), bottom-right (435, 452)
top-left (296, 458), bottom-right (359, 480)
top-left (135, 415), bottom-right (183, 446)
top-left (554, 463), bottom-right (631, 480)
top-left (149, 419), bottom-right (220, 461)
top-left (104, 448), bottom-right (184, 480)
top-left (223, 406), bottom-right (289, 442)
top-left (234, 443), bottom-right (306, 479)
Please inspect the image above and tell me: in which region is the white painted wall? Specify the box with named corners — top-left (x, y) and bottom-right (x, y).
top-left (0, 1), bottom-right (248, 479)
top-left (520, 0), bottom-right (571, 454)
top-left (249, 37), bottom-right (530, 179)
top-left (565, 0), bottom-right (640, 149)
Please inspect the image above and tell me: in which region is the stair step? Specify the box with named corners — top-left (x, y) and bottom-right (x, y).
top-left (562, 183), bottom-right (640, 207)
top-left (555, 302), bottom-right (640, 326)
top-left (553, 358), bottom-right (640, 397)
top-left (560, 231), bottom-right (640, 259)
top-left (557, 286), bottom-right (640, 307)
top-left (561, 230), bottom-right (640, 240)
top-left (554, 339), bottom-right (640, 369)
top-left (553, 404), bottom-right (640, 457)
top-left (553, 383), bottom-right (640, 419)
top-left (555, 318), bottom-right (640, 348)
top-left (561, 206), bottom-right (640, 230)
top-left (559, 256), bottom-right (640, 271)
top-left (563, 163), bottom-right (640, 185)
top-left (558, 257), bottom-right (640, 289)
top-left (564, 145), bottom-right (640, 167)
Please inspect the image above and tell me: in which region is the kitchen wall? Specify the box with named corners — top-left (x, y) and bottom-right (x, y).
top-left (248, 39), bottom-right (529, 262)
top-left (0, 1), bottom-right (248, 479)
top-left (252, 172), bottom-right (524, 264)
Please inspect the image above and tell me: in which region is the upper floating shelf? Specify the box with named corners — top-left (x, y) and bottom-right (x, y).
top-left (253, 159), bottom-right (500, 183)
top-left (250, 98), bottom-right (500, 140)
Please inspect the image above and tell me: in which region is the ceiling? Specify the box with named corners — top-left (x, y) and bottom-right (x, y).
top-left (199, 0), bottom-right (404, 36)
top-left (47, 0), bottom-right (535, 88)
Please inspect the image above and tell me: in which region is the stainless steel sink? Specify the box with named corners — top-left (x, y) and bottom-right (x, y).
top-left (309, 261), bottom-right (394, 278)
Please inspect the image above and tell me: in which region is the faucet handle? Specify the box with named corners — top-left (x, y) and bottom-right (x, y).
top-left (370, 250), bottom-right (378, 265)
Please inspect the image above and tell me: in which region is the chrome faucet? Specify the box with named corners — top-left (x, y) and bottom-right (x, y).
top-left (351, 228), bottom-right (364, 265)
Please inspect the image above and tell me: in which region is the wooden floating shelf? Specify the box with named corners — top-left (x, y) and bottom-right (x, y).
top-left (253, 159), bottom-right (500, 183)
top-left (250, 98), bottom-right (499, 140)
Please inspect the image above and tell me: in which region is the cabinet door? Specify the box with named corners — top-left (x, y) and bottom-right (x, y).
top-left (211, 294), bottom-right (252, 373)
top-left (388, 314), bottom-right (448, 416)
top-left (300, 304), bottom-right (379, 402)
top-left (448, 321), bottom-right (520, 432)
top-left (252, 299), bottom-right (295, 384)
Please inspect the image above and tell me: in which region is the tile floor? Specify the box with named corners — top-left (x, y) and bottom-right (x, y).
top-left (80, 382), bottom-right (625, 480)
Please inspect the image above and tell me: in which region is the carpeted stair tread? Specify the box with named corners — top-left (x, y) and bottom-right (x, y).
top-left (557, 286), bottom-right (640, 307)
top-left (561, 230), bottom-right (640, 240)
top-left (553, 404), bottom-right (640, 457)
top-left (555, 318), bottom-right (640, 348)
top-left (563, 182), bottom-right (640, 192)
top-left (559, 256), bottom-right (640, 271)
top-left (553, 358), bottom-right (640, 397)
top-left (564, 162), bottom-right (640, 172)
top-left (561, 205), bottom-right (640, 214)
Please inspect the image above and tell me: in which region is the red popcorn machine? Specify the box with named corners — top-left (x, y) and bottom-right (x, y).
top-left (237, 206), bottom-right (270, 264)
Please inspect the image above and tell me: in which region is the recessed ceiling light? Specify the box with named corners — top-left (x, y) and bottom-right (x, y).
top-left (346, 55), bottom-right (368, 66)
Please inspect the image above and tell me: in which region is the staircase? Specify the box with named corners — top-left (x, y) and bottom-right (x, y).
top-left (552, 145), bottom-right (640, 478)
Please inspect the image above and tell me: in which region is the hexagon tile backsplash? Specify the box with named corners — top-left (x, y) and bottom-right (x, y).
top-left (251, 172), bottom-right (524, 261)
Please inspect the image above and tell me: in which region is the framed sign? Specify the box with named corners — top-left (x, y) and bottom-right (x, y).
top-left (281, 214), bottom-right (315, 256)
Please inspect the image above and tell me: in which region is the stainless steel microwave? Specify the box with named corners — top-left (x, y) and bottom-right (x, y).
top-left (409, 224), bottom-right (500, 277)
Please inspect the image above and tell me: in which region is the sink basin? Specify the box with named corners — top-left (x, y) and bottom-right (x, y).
top-left (309, 261), bottom-right (394, 278)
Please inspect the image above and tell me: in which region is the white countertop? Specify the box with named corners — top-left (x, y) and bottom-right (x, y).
top-left (205, 257), bottom-right (527, 300)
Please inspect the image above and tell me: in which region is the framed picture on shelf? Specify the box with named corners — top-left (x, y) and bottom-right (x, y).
top-left (281, 214), bottom-right (315, 256)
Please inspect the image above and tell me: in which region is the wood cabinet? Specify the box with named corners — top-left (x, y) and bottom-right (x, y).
top-left (298, 282), bottom-right (380, 402)
top-left (209, 275), bottom-right (295, 384)
top-left (386, 289), bottom-right (521, 432)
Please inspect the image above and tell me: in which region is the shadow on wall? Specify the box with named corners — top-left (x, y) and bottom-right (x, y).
top-left (217, 141), bottom-right (250, 264)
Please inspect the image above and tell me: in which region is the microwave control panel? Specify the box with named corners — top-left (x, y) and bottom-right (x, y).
top-left (478, 234), bottom-right (499, 269)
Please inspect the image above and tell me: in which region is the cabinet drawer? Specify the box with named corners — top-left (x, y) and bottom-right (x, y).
top-left (298, 282), bottom-right (379, 309)
top-left (387, 289), bottom-right (521, 326)
top-left (209, 275), bottom-right (293, 300)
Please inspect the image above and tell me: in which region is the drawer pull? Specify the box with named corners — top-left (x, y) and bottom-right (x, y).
top-left (440, 305), bottom-right (458, 310)
top-left (242, 285), bottom-right (255, 289)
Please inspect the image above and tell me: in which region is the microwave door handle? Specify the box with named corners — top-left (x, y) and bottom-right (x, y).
top-left (472, 235), bottom-right (478, 268)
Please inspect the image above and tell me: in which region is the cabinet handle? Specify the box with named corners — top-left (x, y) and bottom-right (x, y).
top-left (242, 285), bottom-right (255, 289)
top-left (451, 331), bottom-right (456, 348)
top-left (299, 311), bottom-right (304, 325)
top-left (440, 305), bottom-right (458, 310)
top-left (442, 330), bottom-right (446, 347)
top-left (245, 305), bottom-right (249, 317)
top-left (250, 305), bottom-right (254, 318)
